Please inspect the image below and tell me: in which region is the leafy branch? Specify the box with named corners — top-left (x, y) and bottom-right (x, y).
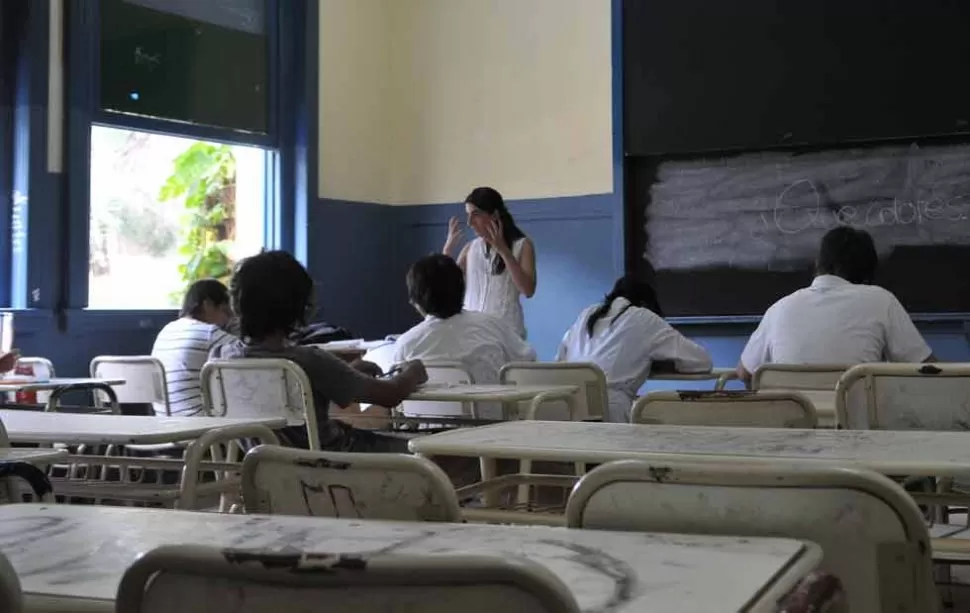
top-left (158, 142), bottom-right (237, 291)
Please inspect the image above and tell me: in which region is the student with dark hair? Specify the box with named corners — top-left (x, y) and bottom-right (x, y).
top-left (557, 275), bottom-right (711, 423)
top-left (151, 279), bottom-right (236, 416)
top-left (442, 187), bottom-right (537, 339)
top-left (212, 250), bottom-right (427, 451)
top-left (738, 226), bottom-right (933, 385)
top-left (391, 254), bottom-right (536, 416)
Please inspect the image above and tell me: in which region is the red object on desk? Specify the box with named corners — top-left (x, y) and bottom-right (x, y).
top-left (13, 362), bottom-right (36, 405)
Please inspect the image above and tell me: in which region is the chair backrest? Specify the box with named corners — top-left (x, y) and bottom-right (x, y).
top-left (752, 363), bottom-right (851, 391)
top-left (0, 550), bottom-right (21, 613)
top-left (90, 356), bottom-right (169, 415)
top-left (399, 361), bottom-right (477, 419)
top-left (201, 359), bottom-right (318, 449)
top-left (566, 460), bottom-right (937, 613)
top-left (836, 362), bottom-right (970, 431)
top-left (630, 390), bottom-right (817, 428)
top-left (500, 362), bottom-right (607, 421)
top-left (242, 445), bottom-right (462, 522)
top-left (116, 546), bottom-right (581, 613)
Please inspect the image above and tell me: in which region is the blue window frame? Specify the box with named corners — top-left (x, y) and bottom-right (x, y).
top-left (43, 0), bottom-right (318, 314)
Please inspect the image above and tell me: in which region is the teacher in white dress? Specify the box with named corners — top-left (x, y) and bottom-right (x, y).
top-left (442, 187), bottom-right (537, 339)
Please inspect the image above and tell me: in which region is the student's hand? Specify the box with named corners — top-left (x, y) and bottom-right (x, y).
top-left (443, 217), bottom-right (464, 256)
top-left (483, 217), bottom-right (509, 254)
top-left (0, 351), bottom-right (18, 374)
top-left (352, 359), bottom-right (383, 378)
top-left (399, 360), bottom-right (428, 386)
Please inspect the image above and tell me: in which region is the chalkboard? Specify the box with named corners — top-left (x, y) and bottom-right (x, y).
top-left (100, 0), bottom-right (268, 134)
top-left (630, 142), bottom-right (970, 317)
top-left (624, 0), bottom-right (970, 155)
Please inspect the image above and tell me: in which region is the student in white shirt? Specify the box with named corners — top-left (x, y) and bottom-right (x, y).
top-left (737, 226), bottom-right (934, 385)
top-left (151, 279), bottom-right (236, 416)
top-left (392, 254), bottom-right (537, 390)
top-left (442, 187), bottom-right (537, 339)
top-left (557, 275), bottom-right (712, 423)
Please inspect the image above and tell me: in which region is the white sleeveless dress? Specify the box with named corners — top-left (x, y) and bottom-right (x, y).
top-left (463, 237), bottom-right (527, 339)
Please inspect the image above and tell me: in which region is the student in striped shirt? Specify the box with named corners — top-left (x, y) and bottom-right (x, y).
top-left (151, 279), bottom-right (236, 416)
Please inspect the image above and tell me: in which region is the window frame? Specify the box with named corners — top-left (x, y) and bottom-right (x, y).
top-left (63, 0), bottom-right (313, 312)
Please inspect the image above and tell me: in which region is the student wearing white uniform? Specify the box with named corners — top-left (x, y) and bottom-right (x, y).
top-left (392, 254), bottom-right (537, 392)
top-left (557, 275), bottom-right (712, 423)
top-left (737, 226), bottom-right (934, 385)
top-left (442, 187), bottom-right (536, 339)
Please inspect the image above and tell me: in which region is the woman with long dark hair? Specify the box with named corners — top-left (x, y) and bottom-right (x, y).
top-left (442, 187), bottom-right (536, 338)
top-left (557, 275), bottom-right (712, 422)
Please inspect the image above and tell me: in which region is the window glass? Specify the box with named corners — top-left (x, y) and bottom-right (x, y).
top-left (88, 125), bottom-right (267, 308)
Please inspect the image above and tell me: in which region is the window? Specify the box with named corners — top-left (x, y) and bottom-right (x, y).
top-left (88, 125), bottom-right (268, 309)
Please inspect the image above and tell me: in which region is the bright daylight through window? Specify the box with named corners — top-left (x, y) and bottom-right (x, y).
top-left (88, 125), bottom-right (267, 308)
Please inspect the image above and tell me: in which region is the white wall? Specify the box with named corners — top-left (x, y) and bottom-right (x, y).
top-left (318, 0), bottom-right (612, 205)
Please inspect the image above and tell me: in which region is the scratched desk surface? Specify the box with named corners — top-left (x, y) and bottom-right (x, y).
top-left (410, 420), bottom-right (970, 478)
top-left (0, 504), bottom-right (818, 613)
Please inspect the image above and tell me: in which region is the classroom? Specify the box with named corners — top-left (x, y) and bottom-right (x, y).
top-left (0, 0), bottom-right (969, 611)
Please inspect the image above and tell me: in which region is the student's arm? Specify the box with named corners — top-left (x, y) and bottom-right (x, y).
top-left (885, 297), bottom-right (935, 363)
top-left (650, 323), bottom-right (713, 374)
top-left (737, 318), bottom-right (771, 387)
top-left (498, 238), bottom-right (537, 298)
top-left (302, 349), bottom-right (428, 409)
top-left (355, 362), bottom-right (428, 407)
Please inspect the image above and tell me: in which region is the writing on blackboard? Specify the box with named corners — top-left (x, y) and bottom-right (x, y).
top-left (773, 178), bottom-right (970, 235)
top-left (133, 46), bottom-right (161, 71)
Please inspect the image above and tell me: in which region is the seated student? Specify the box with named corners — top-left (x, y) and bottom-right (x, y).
top-left (151, 279), bottom-right (236, 416)
top-left (737, 226), bottom-right (934, 386)
top-left (557, 275), bottom-right (712, 423)
top-left (391, 254), bottom-right (536, 395)
top-left (211, 250), bottom-right (427, 451)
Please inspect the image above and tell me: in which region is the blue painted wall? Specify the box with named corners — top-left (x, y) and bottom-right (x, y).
top-left (308, 192), bottom-right (970, 389)
top-left (311, 194), bottom-right (617, 361)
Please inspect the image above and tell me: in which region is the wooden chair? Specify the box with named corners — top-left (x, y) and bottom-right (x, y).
top-left (0, 550), bottom-right (21, 613)
top-left (566, 460), bottom-right (937, 613)
top-left (241, 445), bottom-right (462, 522)
top-left (836, 362), bottom-right (970, 431)
top-left (201, 358), bottom-right (319, 449)
top-left (752, 363), bottom-right (851, 391)
top-left (500, 362), bottom-right (607, 421)
top-left (115, 545), bottom-right (580, 613)
top-left (630, 390), bottom-right (817, 428)
top-left (90, 355), bottom-right (169, 415)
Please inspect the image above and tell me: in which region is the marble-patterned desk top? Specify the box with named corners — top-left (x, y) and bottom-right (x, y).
top-left (410, 421), bottom-right (970, 477)
top-left (0, 504), bottom-right (817, 613)
top-left (0, 410), bottom-right (286, 445)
